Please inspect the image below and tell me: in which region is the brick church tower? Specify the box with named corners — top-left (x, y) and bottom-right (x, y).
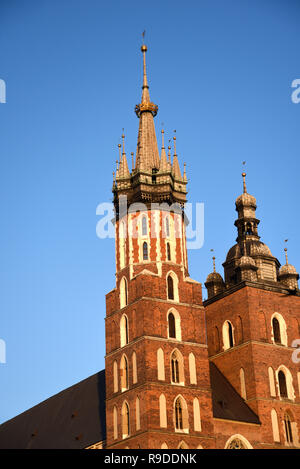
top-left (104, 44), bottom-right (215, 449)
top-left (204, 173), bottom-right (300, 448)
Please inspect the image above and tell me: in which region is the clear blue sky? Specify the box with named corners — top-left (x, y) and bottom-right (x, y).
top-left (0, 0), bottom-right (299, 423)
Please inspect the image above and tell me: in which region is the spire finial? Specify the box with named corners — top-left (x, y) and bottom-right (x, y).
top-left (242, 172), bottom-right (247, 193)
top-left (242, 161), bottom-right (247, 193)
top-left (168, 140), bottom-right (171, 163)
top-left (141, 32), bottom-right (149, 99)
top-left (284, 239), bottom-right (289, 265)
top-left (210, 249), bottom-right (216, 273)
top-left (121, 131), bottom-right (125, 156)
top-left (131, 152), bottom-right (134, 169)
top-left (118, 143), bottom-right (122, 163)
top-left (161, 128), bottom-right (165, 149)
top-left (173, 130), bottom-right (177, 155)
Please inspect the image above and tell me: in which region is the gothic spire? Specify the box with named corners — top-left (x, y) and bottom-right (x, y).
top-left (159, 128), bottom-right (168, 172)
top-left (172, 134), bottom-right (182, 179)
top-left (135, 44), bottom-right (160, 172)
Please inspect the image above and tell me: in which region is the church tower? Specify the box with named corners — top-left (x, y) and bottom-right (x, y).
top-left (105, 44), bottom-right (215, 449)
top-left (204, 174), bottom-right (300, 449)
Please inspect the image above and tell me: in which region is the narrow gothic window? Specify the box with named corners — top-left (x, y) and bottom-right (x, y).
top-left (120, 314), bottom-right (129, 347)
top-left (278, 370), bottom-right (288, 398)
top-left (143, 242), bottom-right (148, 260)
top-left (284, 413), bottom-right (293, 443)
top-left (168, 313), bottom-right (176, 338)
top-left (272, 317), bottom-right (281, 344)
top-left (122, 402), bottom-right (130, 438)
top-left (175, 398), bottom-right (183, 430)
top-left (171, 352), bottom-right (180, 383)
top-left (120, 277), bottom-right (128, 308)
top-left (142, 216), bottom-right (147, 236)
top-left (167, 243), bottom-right (171, 261)
top-left (120, 355), bottom-right (129, 391)
top-left (167, 275), bottom-right (174, 300)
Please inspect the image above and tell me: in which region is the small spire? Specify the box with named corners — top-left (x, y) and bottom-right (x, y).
top-left (284, 248), bottom-right (289, 265)
top-left (131, 152), bottom-right (134, 170)
top-left (141, 43), bottom-right (150, 103)
top-left (210, 249), bottom-right (216, 273)
top-left (122, 131), bottom-right (125, 156)
top-left (118, 144), bottom-right (122, 164)
top-left (172, 131), bottom-right (182, 179)
top-left (284, 239), bottom-right (289, 265)
top-left (173, 131), bottom-right (177, 156)
top-left (168, 140), bottom-right (171, 162)
top-left (242, 172), bottom-right (247, 193)
top-left (159, 128), bottom-right (168, 171)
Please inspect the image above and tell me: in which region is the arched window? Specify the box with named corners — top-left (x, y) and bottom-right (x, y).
top-left (174, 396), bottom-right (188, 432)
top-left (189, 353), bottom-right (197, 385)
top-left (167, 275), bottom-right (174, 300)
top-left (271, 313), bottom-right (287, 346)
top-left (268, 367), bottom-right (276, 397)
top-left (278, 370), bottom-right (288, 398)
top-left (168, 313), bottom-right (176, 338)
top-left (171, 352), bottom-right (180, 383)
top-left (193, 397), bottom-right (201, 432)
top-left (166, 272), bottom-right (179, 302)
top-left (135, 397), bottom-right (140, 431)
top-left (142, 216), bottom-right (147, 236)
top-left (240, 368), bottom-right (247, 400)
top-left (222, 320), bottom-right (234, 350)
top-left (167, 309), bottom-right (181, 341)
top-left (225, 434), bottom-right (253, 449)
top-left (120, 277), bottom-right (128, 309)
top-left (284, 413), bottom-right (293, 444)
top-left (271, 409), bottom-right (280, 443)
top-left (175, 398), bottom-right (183, 430)
top-left (113, 406), bottom-right (118, 440)
top-left (132, 351), bottom-right (137, 384)
top-left (167, 242), bottom-right (171, 261)
top-left (113, 360), bottom-right (118, 393)
top-left (143, 242), bottom-right (148, 260)
top-left (157, 348), bottom-right (165, 381)
top-left (272, 317), bottom-right (281, 344)
top-left (120, 314), bottom-right (129, 347)
top-left (120, 355), bottom-right (129, 392)
top-left (170, 350), bottom-right (184, 385)
top-left (121, 401), bottom-right (130, 438)
top-left (159, 394), bottom-right (167, 428)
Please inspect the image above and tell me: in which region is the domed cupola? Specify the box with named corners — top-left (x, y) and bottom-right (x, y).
top-left (278, 248), bottom-right (299, 291)
top-left (223, 172), bottom-right (280, 287)
top-left (205, 256), bottom-right (225, 299)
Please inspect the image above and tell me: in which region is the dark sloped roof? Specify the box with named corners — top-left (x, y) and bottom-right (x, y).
top-left (0, 370), bottom-right (106, 449)
top-left (209, 362), bottom-right (260, 425)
